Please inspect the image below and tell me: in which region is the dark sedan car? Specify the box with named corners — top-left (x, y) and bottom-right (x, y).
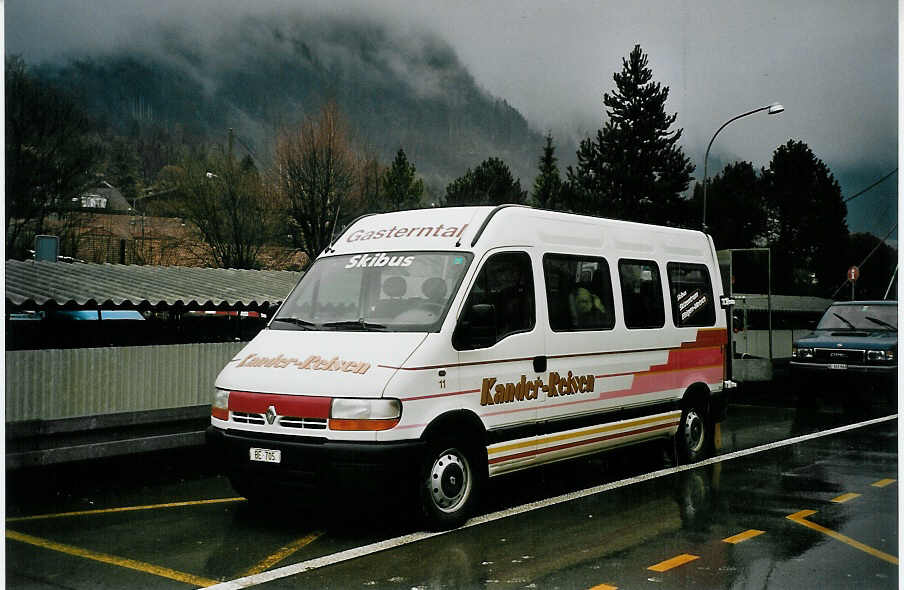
top-left (791, 300), bottom-right (897, 395)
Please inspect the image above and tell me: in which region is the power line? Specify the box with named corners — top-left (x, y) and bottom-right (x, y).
top-left (843, 168), bottom-right (897, 203)
top-left (830, 222), bottom-right (898, 298)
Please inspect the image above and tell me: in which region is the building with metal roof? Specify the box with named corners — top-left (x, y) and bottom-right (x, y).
top-left (6, 260), bottom-right (302, 312)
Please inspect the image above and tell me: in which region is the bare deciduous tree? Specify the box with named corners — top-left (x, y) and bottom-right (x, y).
top-left (173, 147), bottom-right (277, 269)
top-left (273, 102), bottom-right (363, 262)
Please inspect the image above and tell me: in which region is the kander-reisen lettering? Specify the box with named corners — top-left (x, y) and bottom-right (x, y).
top-left (236, 353), bottom-right (371, 374)
top-left (480, 371), bottom-right (595, 406)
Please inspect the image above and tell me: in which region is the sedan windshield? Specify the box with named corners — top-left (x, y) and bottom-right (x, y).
top-left (272, 251), bottom-right (473, 332)
top-left (817, 303), bottom-right (898, 331)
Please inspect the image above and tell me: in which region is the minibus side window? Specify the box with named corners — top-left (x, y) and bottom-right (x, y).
top-left (667, 262), bottom-right (716, 327)
top-left (454, 252), bottom-right (535, 350)
top-left (543, 254), bottom-right (615, 331)
top-left (618, 260), bottom-right (665, 329)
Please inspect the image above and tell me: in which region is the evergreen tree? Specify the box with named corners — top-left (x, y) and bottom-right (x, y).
top-left (763, 140), bottom-right (848, 294)
top-left (566, 45), bottom-right (694, 224)
top-left (689, 161), bottom-right (766, 250)
top-left (382, 148), bottom-right (424, 211)
top-left (531, 133), bottom-right (563, 210)
top-left (445, 157), bottom-right (526, 206)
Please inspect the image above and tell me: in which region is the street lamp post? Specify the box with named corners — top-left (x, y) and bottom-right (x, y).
top-left (702, 103), bottom-right (784, 231)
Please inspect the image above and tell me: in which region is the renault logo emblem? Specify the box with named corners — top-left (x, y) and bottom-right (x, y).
top-left (265, 405), bottom-right (277, 425)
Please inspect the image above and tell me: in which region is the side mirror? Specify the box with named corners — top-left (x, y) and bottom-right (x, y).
top-left (453, 303), bottom-right (497, 350)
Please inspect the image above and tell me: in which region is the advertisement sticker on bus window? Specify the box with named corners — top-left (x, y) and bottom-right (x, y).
top-left (676, 288), bottom-right (709, 322)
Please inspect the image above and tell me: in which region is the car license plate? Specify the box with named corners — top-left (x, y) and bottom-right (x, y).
top-left (827, 363), bottom-right (848, 370)
top-left (249, 448), bottom-right (281, 463)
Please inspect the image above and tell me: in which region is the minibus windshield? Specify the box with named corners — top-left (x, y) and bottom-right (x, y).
top-left (272, 251), bottom-right (473, 332)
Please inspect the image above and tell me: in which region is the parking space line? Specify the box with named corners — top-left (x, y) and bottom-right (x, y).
top-left (238, 532), bottom-right (324, 577)
top-left (871, 478), bottom-right (896, 488)
top-left (647, 554), bottom-right (699, 572)
top-left (7, 529), bottom-right (219, 587)
top-left (722, 529), bottom-right (765, 544)
top-left (831, 492), bottom-right (861, 503)
top-left (587, 584), bottom-right (618, 589)
top-left (6, 497), bottom-right (246, 522)
top-left (786, 510), bottom-right (898, 565)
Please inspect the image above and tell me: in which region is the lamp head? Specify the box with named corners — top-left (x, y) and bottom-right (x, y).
top-left (768, 103), bottom-right (785, 115)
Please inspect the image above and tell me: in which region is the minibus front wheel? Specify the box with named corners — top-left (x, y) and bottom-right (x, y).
top-left (677, 402), bottom-right (711, 463)
top-left (418, 439), bottom-right (481, 529)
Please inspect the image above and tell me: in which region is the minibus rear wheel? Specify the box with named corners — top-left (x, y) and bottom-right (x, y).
top-left (418, 440), bottom-right (481, 529)
top-left (677, 404), bottom-right (711, 463)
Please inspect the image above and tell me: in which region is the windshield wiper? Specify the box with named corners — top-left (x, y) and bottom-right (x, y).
top-left (321, 319), bottom-right (387, 331)
top-left (271, 317), bottom-right (317, 329)
top-left (833, 313), bottom-right (858, 330)
top-left (864, 315), bottom-right (897, 331)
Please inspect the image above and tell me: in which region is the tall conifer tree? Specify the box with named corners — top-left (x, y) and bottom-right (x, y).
top-left (567, 45), bottom-right (694, 224)
top-left (382, 148), bottom-right (424, 211)
top-left (532, 133), bottom-right (563, 210)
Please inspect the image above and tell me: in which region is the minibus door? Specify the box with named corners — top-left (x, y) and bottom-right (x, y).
top-left (453, 249), bottom-right (544, 475)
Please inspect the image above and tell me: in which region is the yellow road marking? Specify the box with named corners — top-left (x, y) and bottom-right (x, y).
top-left (723, 529), bottom-right (765, 544)
top-left (588, 584), bottom-right (618, 590)
top-left (7, 529), bottom-right (219, 587)
top-left (647, 553), bottom-right (699, 572)
top-left (238, 531), bottom-right (324, 577)
top-left (872, 478), bottom-right (896, 488)
top-left (786, 510), bottom-right (898, 565)
top-left (6, 497), bottom-right (246, 522)
top-left (831, 492), bottom-right (861, 503)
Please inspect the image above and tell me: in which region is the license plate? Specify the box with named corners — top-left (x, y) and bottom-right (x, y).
top-left (827, 363), bottom-right (848, 370)
top-left (249, 448), bottom-right (281, 463)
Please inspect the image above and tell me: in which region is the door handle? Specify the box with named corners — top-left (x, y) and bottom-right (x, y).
top-left (533, 355), bottom-right (547, 373)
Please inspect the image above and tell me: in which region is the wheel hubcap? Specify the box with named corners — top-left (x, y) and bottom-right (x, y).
top-left (684, 410), bottom-right (704, 454)
top-left (429, 449), bottom-right (471, 513)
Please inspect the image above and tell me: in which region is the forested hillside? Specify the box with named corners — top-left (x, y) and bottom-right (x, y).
top-left (32, 13), bottom-right (542, 190)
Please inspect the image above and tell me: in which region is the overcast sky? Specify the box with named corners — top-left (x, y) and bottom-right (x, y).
top-left (6, 0), bottom-right (899, 238)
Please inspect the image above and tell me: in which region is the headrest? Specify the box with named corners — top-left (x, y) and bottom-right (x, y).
top-left (422, 277), bottom-right (447, 301)
top-left (383, 276), bottom-right (407, 298)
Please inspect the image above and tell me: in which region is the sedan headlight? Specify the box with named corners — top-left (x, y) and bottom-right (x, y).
top-left (792, 347), bottom-right (815, 359)
top-left (867, 350), bottom-right (895, 362)
top-left (330, 398), bottom-right (401, 431)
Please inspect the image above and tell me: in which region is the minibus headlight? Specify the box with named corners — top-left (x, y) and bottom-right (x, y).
top-left (212, 389), bottom-right (230, 421)
top-left (330, 398), bottom-right (401, 431)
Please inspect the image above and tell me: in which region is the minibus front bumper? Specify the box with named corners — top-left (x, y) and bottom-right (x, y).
top-left (206, 426), bottom-right (426, 494)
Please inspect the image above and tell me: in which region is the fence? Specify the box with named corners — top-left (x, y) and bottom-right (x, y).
top-left (6, 342), bottom-right (245, 423)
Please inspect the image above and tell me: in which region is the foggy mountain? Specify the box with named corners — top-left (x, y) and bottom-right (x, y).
top-left (31, 12), bottom-right (545, 192)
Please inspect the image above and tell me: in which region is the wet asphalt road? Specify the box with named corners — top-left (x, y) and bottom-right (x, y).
top-left (5, 385), bottom-right (898, 589)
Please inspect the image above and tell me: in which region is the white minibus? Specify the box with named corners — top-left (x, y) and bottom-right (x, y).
top-left (207, 205), bottom-right (731, 528)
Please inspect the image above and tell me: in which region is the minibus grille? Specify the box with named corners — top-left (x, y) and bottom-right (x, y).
top-left (230, 411), bottom-right (327, 430)
top-left (279, 417), bottom-right (328, 430)
top-left (232, 412), bottom-right (265, 425)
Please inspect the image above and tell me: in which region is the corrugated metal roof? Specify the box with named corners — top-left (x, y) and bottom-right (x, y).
top-left (6, 260), bottom-right (302, 311)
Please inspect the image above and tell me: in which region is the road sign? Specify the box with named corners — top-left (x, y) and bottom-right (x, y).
top-left (847, 266), bottom-right (860, 282)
